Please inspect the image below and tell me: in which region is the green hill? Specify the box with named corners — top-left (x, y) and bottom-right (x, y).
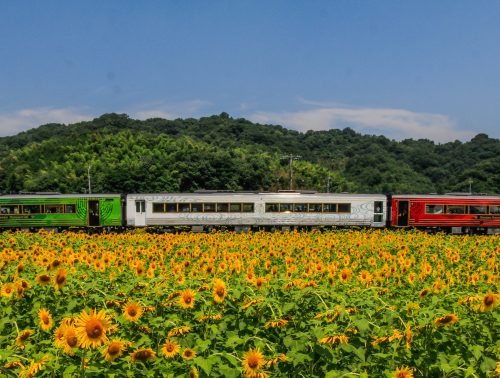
top-left (0, 113), bottom-right (498, 194)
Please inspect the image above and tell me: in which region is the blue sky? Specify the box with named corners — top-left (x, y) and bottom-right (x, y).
top-left (1, 1), bottom-right (499, 142)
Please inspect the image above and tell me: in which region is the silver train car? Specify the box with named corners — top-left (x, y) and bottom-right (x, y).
top-left (126, 191), bottom-right (387, 231)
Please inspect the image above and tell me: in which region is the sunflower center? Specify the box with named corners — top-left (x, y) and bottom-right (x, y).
top-left (216, 288), bottom-right (225, 297)
top-left (128, 308), bottom-right (137, 316)
top-left (86, 320), bottom-right (103, 338)
top-left (184, 296), bottom-right (192, 304)
top-left (247, 355), bottom-right (259, 369)
top-left (108, 343), bottom-right (121, 355)
top-left (166, 344), bottom-right (174, 352)
top-left (56, 275), bottom-right (66, 285)
top-left (136, 350), bottom-right (151, 360)
top-left (67, 335), bottom-right (78, 347)
top-left (42, 316), bottom-right (50, 325)
top-left (484, 295), bottom-right (494, 306)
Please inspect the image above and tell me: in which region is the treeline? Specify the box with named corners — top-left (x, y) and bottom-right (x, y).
top-left (0, 112), bottom-right (498, 194)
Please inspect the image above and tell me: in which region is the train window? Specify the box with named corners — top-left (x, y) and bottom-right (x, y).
top-left (323, 204), bottom-right (337, 213)
top-left (65, 204), bottom-right (76, 214)
top-left (23, 205), bottom-right (41, 214)
top-left (308, 203), bottom-right (322, 212)
top-left (280, 203), bottom-right (293, 212)
top-left (45, 205), bottom-right (64, 213)
top-left (242, 203), bottom-right (254, 212)
top-left (426, 205), bottom-right (444, 214)
top-left (204, 203), bottom-right (216, 212)
top-left (446, 205), bottom-right (465, 214)
top-left (490, 206), bottom-right (500, 214)
top-left (1, 205), bottom-right (19, 214)
top-left (153, 203), bottom-right (165, 213)
top-left (166, 203), bottom-right (177, 212)
top-left (374, 214), bottom-right (383, 222)
top-left (469, 206), bottom-right (487, 214)
top-left (217, 203), bottom-right (229, 212)
top-left (191, 203), bottom-right (202, 212)
top-left (230, 203), bottom-right (242, 212)
top-left (338, 203), bottom-right (351, 213)
top-left (265, 203), bottom-right (279, 212)
top-left (293, 203), bottom-right (307, 212)
top-left (179, 203), bottom-right (190, 212)
top-left (135, 201), bottom-right (145, 213)
top-left (374, 201), bottom-right (383, 214)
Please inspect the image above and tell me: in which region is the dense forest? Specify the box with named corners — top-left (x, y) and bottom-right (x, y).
top-left (0, 112), bottom-right (499, 195)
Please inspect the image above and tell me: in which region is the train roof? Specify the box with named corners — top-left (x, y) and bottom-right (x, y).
top-left (391, 194), bottom-right (500, 200)
top-left (0, 193), bottom-right (121, 199)
top-left (126, 192), bottom-right (386, 198)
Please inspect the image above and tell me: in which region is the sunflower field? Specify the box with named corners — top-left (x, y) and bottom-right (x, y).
top-left (0, 229), bottom-right (499, 377)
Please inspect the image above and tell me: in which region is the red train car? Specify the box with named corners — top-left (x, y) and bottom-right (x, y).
top-left (391, 194), bottom-right (500, 234)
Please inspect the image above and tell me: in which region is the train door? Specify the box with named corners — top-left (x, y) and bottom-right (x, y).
top-left (88, 200), bottom-right (100, 227)
top-left (397, 200), bottom-right (409, 227)
top-left (135, 200), bottom-right (146, 227)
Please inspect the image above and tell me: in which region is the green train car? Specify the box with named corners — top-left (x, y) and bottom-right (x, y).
top-left (0, 194), bottom-right (123, 229)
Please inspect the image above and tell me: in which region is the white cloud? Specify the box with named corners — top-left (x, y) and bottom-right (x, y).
top-left (248, 106), bottom-right (475, 142)
top-left (131, 100), bottom-right (212, 121)
top-left (0, 107), bottom-right (92, 137)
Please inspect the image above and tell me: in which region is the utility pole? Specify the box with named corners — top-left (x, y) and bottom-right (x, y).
top-left (88, 165), bottom-right (92, 194)
top-left (468, 178), bottom-right (473, 194)
top-left (281, 154), bottom-right (301, 190)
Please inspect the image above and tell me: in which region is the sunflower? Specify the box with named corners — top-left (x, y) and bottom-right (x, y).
top-left (54, 268), bottom-right (68, 290)
top-left (168, 326), bottom-right (191, 337)
top-left (130, 348), bottom-right (156, 363)
top-left (75, 308), bottom-right (111, 349)
top-left (38, 308), bottom-right (53, 331)
top-left (103, 339), bottom-right (126, 362)
top-left (188, 367), bottom-right (199, 378)
top-left (1, 283), bottom-right (14, 298)
top-left (123, 301), bottom-right (143, 322)
top-left (318, 335), bottom-right (349, 345)
top-left (434, 314), bottom-right (459, 327)
top-left (15, 329), bottom-right (34, 348)
top-left (61, 325), bottom-right (79, 355)
top-left (405, 322), bottom-right (412, 351)
top-left (392, 366), bottom-right (414, 378)
top-left (212, 279), bottom-right (227, 304)
top-left (480, 293), bottom-right (499, 312)
top-left (242, 348), bottom-right (265, 375)
top-left (178, 289), bottom-right (196, 309)
top-left (35, 274), bottom-right (51, 286)
top-left (264, 354), bottom-right (287, 368)
top-left (419, 288), bottom-right (432, 298)
top-left (181, 348), bottom-right (197, 360)
top-left (338, 268), bottom-right (352, 283)
top-left (161, 339), bottom-right (180, 358)
top-left (264, 319), bottom-right (289, 328)
top-left (19, 355), bottom-right (49, 378)
top-left (241, 298), bottom-right (263, 310)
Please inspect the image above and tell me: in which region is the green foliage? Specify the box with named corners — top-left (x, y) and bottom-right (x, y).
top-left (0, 113), bottom-right (498, 194)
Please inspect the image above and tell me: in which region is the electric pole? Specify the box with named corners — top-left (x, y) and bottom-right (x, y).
top-left (281, 154), bottom-right (301, 190)
top-left (88, 165), bottom-right (92, 194)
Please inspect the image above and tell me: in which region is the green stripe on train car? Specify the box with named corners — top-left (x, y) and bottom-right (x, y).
top-left (0, 195), bottom-right (122, 228)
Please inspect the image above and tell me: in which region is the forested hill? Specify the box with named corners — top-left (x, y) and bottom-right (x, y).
top-left (0, 112), bottom-right (499, 195)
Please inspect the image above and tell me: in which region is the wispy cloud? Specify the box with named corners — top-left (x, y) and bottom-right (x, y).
top-left (131, 100), bottom-right (212, 120)
top-left (248, 105), bottom-right (475, 142)
top-left (0, 107), bottom-right (92, 137)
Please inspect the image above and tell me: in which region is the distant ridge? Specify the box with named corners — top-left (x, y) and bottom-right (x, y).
top-left (0, 113), bottom-right (498, 195)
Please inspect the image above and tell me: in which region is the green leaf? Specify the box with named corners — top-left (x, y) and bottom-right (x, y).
top-left (194, 356), bottom-right (212, 376)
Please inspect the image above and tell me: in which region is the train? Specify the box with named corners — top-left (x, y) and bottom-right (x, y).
top-left (0, 191), bottom-right (499, 234)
